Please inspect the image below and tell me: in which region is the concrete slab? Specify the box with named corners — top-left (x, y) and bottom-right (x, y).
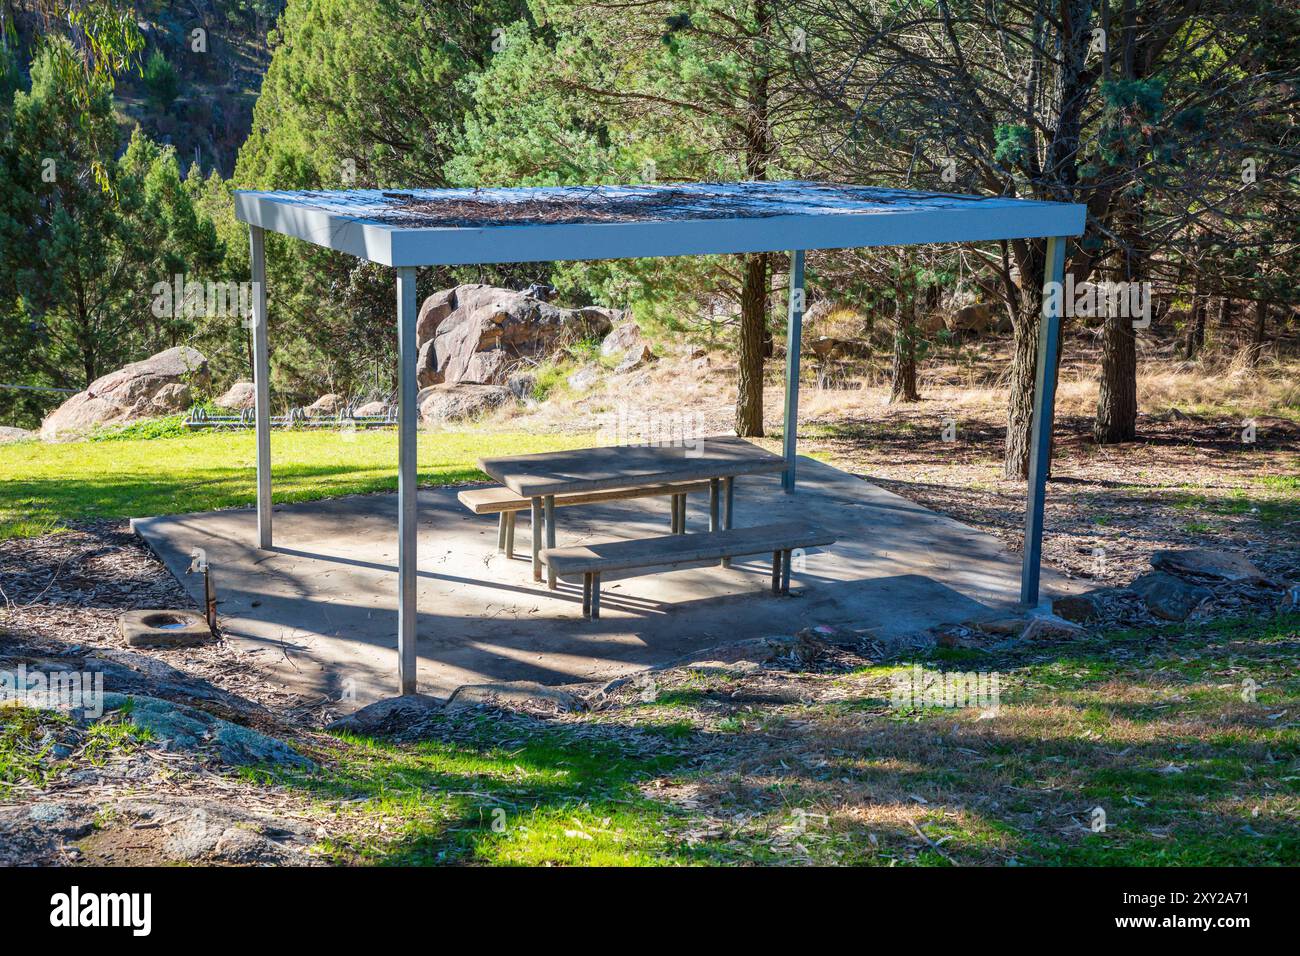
top-left (132, 456), bottom-right (1081, 708)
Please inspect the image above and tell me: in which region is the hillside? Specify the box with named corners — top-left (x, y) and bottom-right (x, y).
top-left (7, 0), bottom-right (278, 175)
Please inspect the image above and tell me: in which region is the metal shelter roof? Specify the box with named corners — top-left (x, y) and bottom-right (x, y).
top-left (233, 180), bottom-right (1086, 267)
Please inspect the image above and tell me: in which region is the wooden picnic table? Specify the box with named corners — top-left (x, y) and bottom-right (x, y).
top-left (479, 436), bottom-right (787, 587)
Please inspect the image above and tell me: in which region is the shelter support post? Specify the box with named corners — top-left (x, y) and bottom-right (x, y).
top-left (782, 250), bottom-right (806, 492)
top-left (396, 266), bottom-right (419, 694)
top-left (1020, 236), bottom-right (1068, 607)
top-left (249, 225), bottom-right (272, 549)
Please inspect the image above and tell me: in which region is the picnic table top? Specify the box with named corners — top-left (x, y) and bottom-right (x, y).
top-left (479, 436), bottom-right (786, 498)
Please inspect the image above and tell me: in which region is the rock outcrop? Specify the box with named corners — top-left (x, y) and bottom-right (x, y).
top-left (416, 285), bottom-right (621, 388)
top-left (40, 346), bottom-right (209, 440)
top-left (418, 383), bottom-right (513, 425)
top-left (215, 380), bottom-right (255, 410)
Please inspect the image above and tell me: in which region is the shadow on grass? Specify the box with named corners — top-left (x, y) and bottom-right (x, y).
top-left (234, 613), bottom-right (1298, 867)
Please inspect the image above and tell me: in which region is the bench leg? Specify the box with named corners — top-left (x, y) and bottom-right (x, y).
top-left (679, 494), bottom-right (687, 533)
top-left (582, 573), bottom-right (592, 619)
top-left (545, 494), bottom-right (557, 589)
top-left (721, 477), bottom-right (735, 567)
top-left (668, 494), bottom-right (677, 532)
top-left (590, 572), bottom-right (601, 619)
top-left (771, 550), bottom-right (782, 594)
top-left (781, 549), bottom-right (792, 594)
top-left (709, 478), bottom-right (720, 532)
top-left (505, 511), bottom-right (516, 559)
top-left (531, 497), bottom-right (543, 581)
top-left (497, 512), bottom-right (508, 551)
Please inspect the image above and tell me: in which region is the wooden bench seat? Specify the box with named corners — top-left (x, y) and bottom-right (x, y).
top-left (459, 480), bottom-right (711, 562)
top-left (541, 521), bottom-right (837, 619)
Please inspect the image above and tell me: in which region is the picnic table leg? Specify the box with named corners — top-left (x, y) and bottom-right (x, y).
top-left (771, 550), bottom-right (782, 594)
top-left (709, 479), bottom-right (720, 531)
top-left (590, 572), bottom-right (601, 619)
top-left (721, 477), bottom-right (735, 567)
top-left (505, 512), bottom-right (516, 558)
top-left (781, 549), bottom-right (792, 594)
top-left (678, 494), bottom-right (687, 533)
top-left (497, 513), bottom-right (508, 552)
top-left (531, 497), bottom-right (543, 581)
top-left (545, 494), bottom-right (557, 589)
top-left (582, 573), bottom-right (592, 618)
top-left (668, 494), bottom-right (677, 532)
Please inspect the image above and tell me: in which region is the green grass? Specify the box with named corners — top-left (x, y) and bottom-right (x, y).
top-left (0, 707), bottom-right (68, 792)
top-left (0, 705), bottom-right (152, 794)
top-left (250, 713), bottom-right (705, 866)
top-left (0, 428), bottom-right (590, 540)
top-left (1169, 484), bottom-right (1300, 528)
top-left (259, 614), bottom-right (1297, 866)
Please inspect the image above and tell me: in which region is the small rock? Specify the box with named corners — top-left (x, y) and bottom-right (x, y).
top-left (1279, 584), bottom-right (1300, 612)
top-left (934, 627), bottom-right (979, 649)
top-left (795, 624), bottom-right (869, 647)
top-left (1151, 549), bottom-right (1269, 584)
top-left (306, 393), bottom-right (344, 417)
top-left (446, 681), bottom-right (583, 714)
top-left (964, 616), bottom-right (1027, 638)
top-left (615, 343), bottom-right (656, 373)
top-left (0, 425), bottom-right (34, 442)
top-left (566, 365), bottom-right (600, 391)
top-left (215, 380), bottom-right (256, 410)
top-left (1129, 571), bottom-right (1212, 621)
top-left (1021, 612), bottom-right (1086, 641)
top-left (1052, 592), bottom-right (1102, 624)
top-left (417, 382), bottom-right (513, 425)
top-left (326, 694), bottom-right (443, 735)
top-left (506, 371), bottom-right (536, 400)
top-left (600, 320), bottom-right (645, 359)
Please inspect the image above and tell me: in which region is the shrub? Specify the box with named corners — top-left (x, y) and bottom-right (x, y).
top-left (142, 50), bottom-right (179, 108)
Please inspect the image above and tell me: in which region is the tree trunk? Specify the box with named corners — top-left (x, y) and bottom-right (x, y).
top-left (1094, 309), bottom-right (1138, 442)
top-left (889, 295), bottom-right (919, 403)
top-left (1183, 288), bottom-right (1205, 359)
top-left (732, 0), bottom-right (772, 437)
top-left (1004, 304), bottom-right (1043, 480)
top-left (1215, 296), bottom-right (1233, 347)
top-left (1003, 240), bottom-right (1050, 480)
top-left (1246, 299), bottom-right (1268, 366)
top-left (734, 252), bottom-right (768, 436)
top-left (1095, 170), bottom-right (1142, 444)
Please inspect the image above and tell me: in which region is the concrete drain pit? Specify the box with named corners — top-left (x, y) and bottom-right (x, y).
top-left (119, 609), bottom-right (213, 648)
